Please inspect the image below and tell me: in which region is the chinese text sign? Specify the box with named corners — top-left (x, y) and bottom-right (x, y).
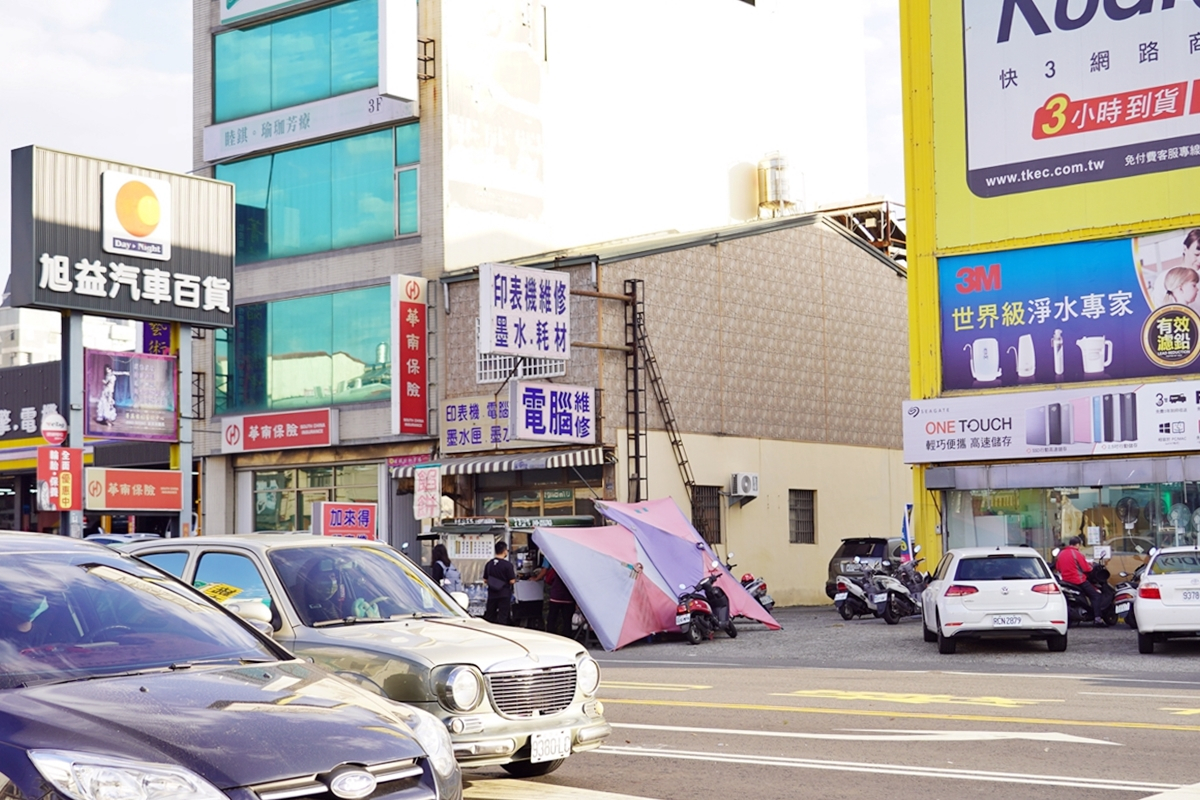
top-left (221, 408), bottom-right (337, 454)
top-left (391, 275), bottom-right (428, 435)
top-left (509, 382), bottom-right (595, 444)
top-left (37, 447), bottom-right (82, 512)
top-left (84, 468), bottom-right (183, 512)
top-left (478, 263), bottom-right (570, 360)
top-left (312, 501), bottom-right (376, 539)
top-left (413, 465), bottom-right (442, 520)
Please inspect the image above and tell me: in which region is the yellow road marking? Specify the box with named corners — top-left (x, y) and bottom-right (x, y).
top-left (774, 689), bottom-right (1063, 709)
top-left (602, 697), bottom-right (1200, 733)
top-left (465, 778), bottom-right (660, 799)
top-left (1160, 708), bottom-right (1200, 716)
top-left (603, 681), bottom-right (711, 692)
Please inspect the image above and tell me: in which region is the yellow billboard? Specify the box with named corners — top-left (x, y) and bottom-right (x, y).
top-left (927, 0), bottom-right (1200, 251)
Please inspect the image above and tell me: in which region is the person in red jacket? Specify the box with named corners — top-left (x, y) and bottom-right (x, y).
top-left (1055, 536), bottom-right (1107, 626)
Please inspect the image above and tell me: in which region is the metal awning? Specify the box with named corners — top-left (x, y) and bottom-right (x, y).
top-left (390, 446), bottom-right (609, 478)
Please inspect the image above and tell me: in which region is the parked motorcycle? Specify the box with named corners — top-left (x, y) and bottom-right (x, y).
top-left (875, 552), bottom-right (926, 625)
top-left (1052, 549), bottom-right (1118, 627)
top-left (1114, 563), bottom-right (1146, 630)
top-left (676, 561), bottom-right (737, 644)
top-left (724, 552), bottom-right (775, 613)
top-left (834, 556), bottom-right (886, 620)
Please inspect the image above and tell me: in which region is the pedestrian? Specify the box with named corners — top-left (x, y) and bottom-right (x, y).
top-left (542, 561), bottom-right (576, 639)
top-left (1054, 536), bottom-right (1108, 626)
top-left (483, 540), bottom-right (517, 625)
top-left (430, 543), bottom-right (463, 593)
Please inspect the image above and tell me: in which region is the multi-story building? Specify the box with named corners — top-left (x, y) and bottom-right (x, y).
top-left (193, 0), bottom-right (908, 603)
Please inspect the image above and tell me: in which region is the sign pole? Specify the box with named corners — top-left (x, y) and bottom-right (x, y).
top-left (174, 324), bottom-right (194, 537)
top-left (61, 311), bottom-right (84, 538)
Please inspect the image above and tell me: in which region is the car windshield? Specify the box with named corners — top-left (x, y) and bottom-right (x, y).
top-left (955, 555), bottom-right (1049, 581)
top-left (836, 541), bottom-right (884, 559)
top-left (0, 552), bottom-right (278, 690)
top-left (1150, 552), bottom-right (1200, 574)
top-left (270, 544), bottom-right (467, 627)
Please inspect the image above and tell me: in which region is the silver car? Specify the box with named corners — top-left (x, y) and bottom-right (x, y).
top-left (124, 534), bottom-right (610, 777)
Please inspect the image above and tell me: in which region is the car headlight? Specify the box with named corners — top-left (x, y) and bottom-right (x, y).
top-left (433, 665), bottom-right (483, 712)
top-left (405, 708), bottom-right (458, 779)
top-left (30, 750), bottom-right (226, 800)
top-left (577, 656), bottom-right (601, 696)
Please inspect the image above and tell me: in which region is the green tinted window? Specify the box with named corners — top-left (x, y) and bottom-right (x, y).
top-left (332, 129), bottom-right (395, 249)
top-left (213, 0), bottom-right (378, 123)
top-left (213, 285), bottom-right (392, 414)
top-left (271, 142), bottom-right (333, 258)
top-left (395, 123), bottom-right (420, 164)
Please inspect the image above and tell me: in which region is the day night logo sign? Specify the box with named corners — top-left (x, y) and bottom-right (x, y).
top-left (962, 0), bottom-right (1200, 196)
top-left (101, 172), bottom-right (172, 261)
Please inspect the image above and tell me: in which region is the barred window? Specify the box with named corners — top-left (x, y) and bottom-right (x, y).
top-left (691, 485), bottom-right (722, 545)
top-left (475, 319), bottom-right (566, 383)
top-left (789, 489), bottom-right (816, 544)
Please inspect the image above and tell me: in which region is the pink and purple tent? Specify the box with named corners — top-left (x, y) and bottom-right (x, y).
top-left (533, 497), bottom-right (781, 651)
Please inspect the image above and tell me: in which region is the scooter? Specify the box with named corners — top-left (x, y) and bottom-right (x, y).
top-left (676, 561), bottom-right (737, 643)
top-left (1114, 563), bottom-right (1146, 630)
top-left (875, 556), bottom-right (925, 625)
top-left (725, 552), bottom-right (775, 613)
top-left (834, 557), bottom-right (886, 620)
top-left (1052, 549), bottom-right (1118, 627)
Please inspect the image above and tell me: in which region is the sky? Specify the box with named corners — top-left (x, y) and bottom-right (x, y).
top-left (0, 0), bottom-right (905, 291)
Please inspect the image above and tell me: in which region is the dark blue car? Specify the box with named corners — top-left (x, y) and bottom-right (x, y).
top-left (0, 532), bottom-right (461, 800)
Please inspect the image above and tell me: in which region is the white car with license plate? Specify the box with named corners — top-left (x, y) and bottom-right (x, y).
top-left (921, 546), bottom-right (1068, 654)
top-left (1133, 546), bottom-right (1200, 654)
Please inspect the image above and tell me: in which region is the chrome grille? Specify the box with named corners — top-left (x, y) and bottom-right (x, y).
top-left (250, 759), bottom-right (430, 800)
top-left (486, 664), bottom-right (577, 718)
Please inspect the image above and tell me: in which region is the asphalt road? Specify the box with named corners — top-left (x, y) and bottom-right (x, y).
top-left (462, 605), bottom-right (1200, 800)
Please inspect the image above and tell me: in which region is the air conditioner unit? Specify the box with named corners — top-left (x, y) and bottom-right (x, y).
top-left (731, 472), bottom-right (759, 499)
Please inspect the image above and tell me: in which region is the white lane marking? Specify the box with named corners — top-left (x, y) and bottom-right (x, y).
top-left (611, 722), bottom-right (1119, 746)
top-left (1079, 692), bottom-right (1200, 700)
top-left (941, 671), bottom-right (1200, 687)
top-left (1137, 781), bottom-right (1200, 799)
top-left (594, 746), bottom-right (1177, 792)
top-left (464, 779), bottom-right (662, 800)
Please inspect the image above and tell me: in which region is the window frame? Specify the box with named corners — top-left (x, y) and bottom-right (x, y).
top-left (691, 485), bottom-right (723, 545)
top-left (788, 489), bottom-right (816, 545)
top-left (394, 164), bottom-right (420, 238)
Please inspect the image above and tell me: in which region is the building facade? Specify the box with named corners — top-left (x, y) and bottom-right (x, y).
top-left (192, 0), bottom-right (906, 602)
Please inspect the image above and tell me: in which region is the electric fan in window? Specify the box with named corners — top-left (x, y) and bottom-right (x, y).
top-left (1115, 497), bottom-right (1139, 531)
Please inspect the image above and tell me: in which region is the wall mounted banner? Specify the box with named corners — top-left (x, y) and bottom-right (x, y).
top-left (84, 467), bottom-right (183, 511)
top-left (413, 465), bottom-right (442, 520)
top-left (478, 263), bottom-right (570, 360)
top-left (509, 381), bottom-right (596, 444)
top-left (220, 408), bottom-right (338, 454)
top-left (84, 350), bottom-right (178, 442)
top-left (941, 227), bottom-right (1200, 390)
top-left (904, 378), bottom-right (1200, 464)
top-left (37, 447), bottom-right (82, 512)
top-left (439, 395), bottom-right (540, 454)
top-left (312, 501), bottom-right (376, 539)
top-left (391, 274), bottom-right (428, 435)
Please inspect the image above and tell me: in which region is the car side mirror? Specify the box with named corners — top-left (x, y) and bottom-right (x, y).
top-left (726, 552), bottom-right (735, 560)
top-left (882, 560), bottom-right (892, 568)
top-left (913, 545), bottom-right (922, 555)
top-left (853, 556), bottom-right (861, 564)
top-left (225, 601), bottom-right (274, 636)
top-left (1051, 548), bottom-right (1061, 557)
top-left (449, 590), bottom-right (469, 610)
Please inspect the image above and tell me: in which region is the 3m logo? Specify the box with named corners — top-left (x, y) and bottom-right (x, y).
top-left (955, 264), bottom-right (1002, 294)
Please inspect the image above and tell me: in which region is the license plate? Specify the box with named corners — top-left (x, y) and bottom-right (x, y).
top-left (530, 728), bottom-right (572, 763)
top-left (675, 613), bottom-right (691, 625)
top-left (1115, 602), bottom-right (1130, 613)
top-left (992, 615), bottom-right (1022, 627)
top-left (1183, 591), bottom-right (1200, 602)
top-left (873, 593), bottom-right (888, 604)
top-left (834, 592), bottom-right (847, 601)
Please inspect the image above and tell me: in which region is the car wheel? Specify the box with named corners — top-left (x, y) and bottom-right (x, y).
top-left (936, 615), bottom-right (956, 655)
top-left (838, 603), bottom-right (855, 621)
top-left (923, 621), bottom-right (937, 643)
top-left (1046, 633), bottom-right (1067, 652)
top-left (502, 758), bottom-right (564, 778)
top-left (1138, 632), bottom-right (1156, 654)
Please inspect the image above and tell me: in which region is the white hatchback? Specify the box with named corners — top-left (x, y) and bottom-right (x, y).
top-left (1133, 546), bottom-right (1200, 654)
top-left (921, 546), bottom-right (1069, 654)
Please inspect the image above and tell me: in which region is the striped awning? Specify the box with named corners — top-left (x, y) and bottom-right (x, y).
top-left (390, 446), bottom-right (609, 479)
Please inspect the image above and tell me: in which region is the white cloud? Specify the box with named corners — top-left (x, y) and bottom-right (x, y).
top-left (0, 0), bottom-right (191, 292)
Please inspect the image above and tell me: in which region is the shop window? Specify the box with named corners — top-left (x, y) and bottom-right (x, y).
top-left (789, 489), bottom-right (816, 544)
top-left (215, 284), bottom-right (391, 414)
top-left (217, 124), bottom-right (418, 265)
top-left (542, 488), bottom-right (574, 516)
top-left (251, 465), bottom-right (380, 531)
top-left (510, 490), bottom-right (541, 517)
top-left (214, 0), bottom-right (378, 123)
top-left (691, 485), bottom-right (722, 545)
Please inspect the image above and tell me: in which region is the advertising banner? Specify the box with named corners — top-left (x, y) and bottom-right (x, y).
top-left (903, 379), bottom-right (1200, 464)
top-left (941, 227), bottom-right (1200, 390)
top-left (509, 382), bottom-right (595, 444)
top-left (9, 147), bottom-right (234, 327)
top-left (37, 447), bottom-right (82, 512)
top-left (0, 363), bottom-right (59, 445)
top-left (439, 395), bottom-right (541, 454)
top-left (923, 1), bottom-right (1200, 249)
top-left (220, 408), bottom-right (338, 454)
top-left (413, 465), bottom-right (442, 520)
top-left (84, 350), bottom-right (178, 442)
top-left (391, 274), bottom-right (428, 435)
top-left (84, 467), bottom-right (183, 511)
top-left (478, 263), bottom-right (570, 360)
top-left (312, 501), bottom-right (376, 540)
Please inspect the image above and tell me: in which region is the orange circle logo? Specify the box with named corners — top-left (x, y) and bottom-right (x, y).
top-left (114, 180), bottom-right (161, 238)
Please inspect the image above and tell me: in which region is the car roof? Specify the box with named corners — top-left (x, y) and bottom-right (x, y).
top-left (1150, 545), bottom-right (1200, 556)
top-left (839, 537), bottom-right (898, 543)
top-left (946, 546), bottom-right (1044, 558)
top-left (0, 531), bottom-right (129, 556)
top-left (124, 534), bottom-right (389, 553)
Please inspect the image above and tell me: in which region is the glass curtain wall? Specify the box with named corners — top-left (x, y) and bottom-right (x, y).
top-left (947, 483), bottom-right (1200, 575)
top-left (253, 464), bottom-right (379, 531)
top-left (214, 285), bottom-right (391, 414)
top-left (216, 123), bottom-right (417, 264)
top-left (215, 0), bottom-right (378, 123)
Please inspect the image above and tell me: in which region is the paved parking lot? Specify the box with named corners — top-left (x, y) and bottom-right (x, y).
top-left (593, 604), bottom-right (1200, 677)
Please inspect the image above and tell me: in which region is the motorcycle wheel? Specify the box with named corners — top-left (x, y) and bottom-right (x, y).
top-left (685, 623), bottom-right (702, 645)
top-left (1103, 608), bottom-right (1119, 627)
top-left (882, 594), bottom-right (900, 625)
top-left (838, 603), bottom-right (855, 621)
top-left (725, 620), bottom-right (738, 638)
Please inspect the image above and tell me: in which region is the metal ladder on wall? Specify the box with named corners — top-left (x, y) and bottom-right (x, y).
top-left (624, 280), bottom-right (700, 527)
top-left (625, 280), bottom-right (648, 503)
